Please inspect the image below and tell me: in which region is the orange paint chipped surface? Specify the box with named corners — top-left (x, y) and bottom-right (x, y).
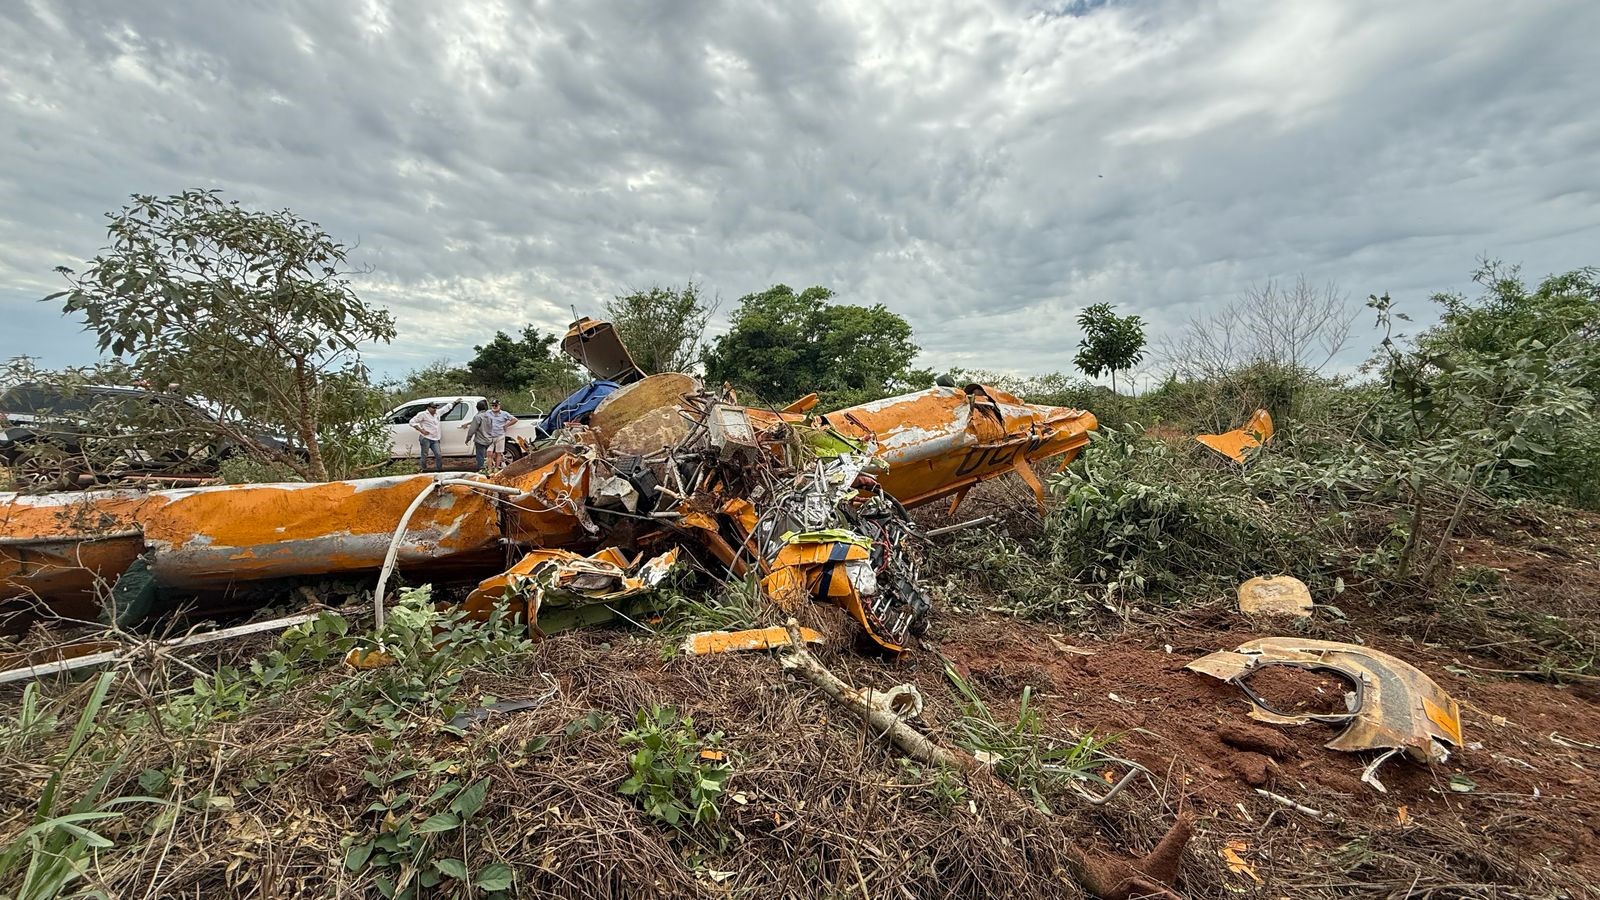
top-left (0, 449), bottom-right (598, 604)
top-left (1196, 409), bottom-right (1274, 463)
top-left (820, 385), bottom-right (1096, 509)
top-left (139, 475), bottom-right (506, 588)
top-left (681, 625), bottom-right (825, 655)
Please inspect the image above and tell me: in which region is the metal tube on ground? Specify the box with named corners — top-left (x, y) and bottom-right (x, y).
top-left (923, 515), bottom-right (998, 538)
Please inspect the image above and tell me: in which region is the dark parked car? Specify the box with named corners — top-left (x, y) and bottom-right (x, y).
top-left (0, 383), bottom-right (291, 488)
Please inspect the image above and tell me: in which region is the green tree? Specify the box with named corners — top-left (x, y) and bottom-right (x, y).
top-left (606, 283), bottom-right (716, 375)
top-left (1073, 303), bottom-right (1147, 393)
top-left (48, 189), bottom-right (395, 481)
top-left (1422, 261), bottom-right (1600, 394)
top-left (701, 284), bottom-right (926, 408)
top-left (1369, 262), bottom-right (1600, 518)
top-left (466, 325), bottom-right (581, 399)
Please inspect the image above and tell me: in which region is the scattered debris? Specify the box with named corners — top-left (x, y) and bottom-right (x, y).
top-left (343, 647), bottom-right (396, 670)
top-left (446, 682), bottom-right (559, 732)
top-left (775, 619), bottom-right (1190, 900)
top-left (681, 625), bottom-right (823, 656)
top-left (1187, 637), bottom-right (1464, 769)
top-left (778, 620), bottom-right (974, 771)
top-left (1219, 839), bottom-right (1263, 885)
top-left (0, 610), bottom-right (327, 684)
top-left (1237, 574), bottom-right (1313, 618)
top-left (1550, 731), bottom-right (1600, 753)
top-left (922, 515), bottom-right (999, 538)
top-left (1360, 747), bottom-right (1401, 793)
top-left (1195, 408), bottom-right (1273, 463)
top-left (1046, 634), bottom-right (1098, 656)
top-left (462, 547), bottom-right (682, 635)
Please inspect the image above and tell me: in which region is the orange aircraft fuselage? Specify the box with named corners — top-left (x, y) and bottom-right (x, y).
top-left (0, 383), bottom-right (1095, 627)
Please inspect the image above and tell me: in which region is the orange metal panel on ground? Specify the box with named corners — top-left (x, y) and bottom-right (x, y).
top-left (1195, 409), bottom-right (1274, 463)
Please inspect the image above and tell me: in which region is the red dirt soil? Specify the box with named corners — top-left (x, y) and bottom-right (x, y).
top-left (925, 612), bottom-right (1600, 887)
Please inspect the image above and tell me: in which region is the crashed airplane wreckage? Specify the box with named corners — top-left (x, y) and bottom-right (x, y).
top-left (1, 318), bottom-right (1097, 654)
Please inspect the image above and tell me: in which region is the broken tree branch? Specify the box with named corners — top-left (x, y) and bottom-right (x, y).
top-left (779, 620), bottom-right (978, 772)
top-left (777, 619), bottom-right (1189, 900)
top-left (922, 515), bottom-right (998, 538)
top-left (1254, 789), bottom-right (1326, 819)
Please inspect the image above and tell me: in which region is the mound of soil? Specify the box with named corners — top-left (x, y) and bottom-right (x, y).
top-left (1238, 665), bottom-right (1353, 717)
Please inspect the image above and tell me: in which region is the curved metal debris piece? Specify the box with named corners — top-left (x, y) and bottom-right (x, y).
top-left (1196, 409), bottom-right (1274, 463)
top-left (1186, 637), bottom-right (1464, 763)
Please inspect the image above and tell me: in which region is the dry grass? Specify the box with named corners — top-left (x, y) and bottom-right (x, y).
top-left (0, 614), bottom-right (1187, 900)
top-left (4, 576), bottom-right (1596, 899)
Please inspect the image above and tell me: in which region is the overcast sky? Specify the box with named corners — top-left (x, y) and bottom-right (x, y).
top-left (2, 0), bottom-right (1596, 387)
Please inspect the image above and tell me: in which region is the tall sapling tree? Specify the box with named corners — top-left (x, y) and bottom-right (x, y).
top-left (1073, 302), bottom-right (1147, 394)
top-left (48, 190), bottom-right (396, 481)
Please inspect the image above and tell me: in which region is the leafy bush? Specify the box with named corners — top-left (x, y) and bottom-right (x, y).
top-left (1135, 361), bottom-right (1337, 436)
top-left (1362, 265), bottom-right (1600, 510)
top-left (618, 706), bottom-right (730, 832)
top-left (218, 455), bottom-right (305, 484)
top-left (943, 425), bottom-right (1338, 621)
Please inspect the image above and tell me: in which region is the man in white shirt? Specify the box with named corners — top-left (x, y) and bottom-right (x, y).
top-left (486, 399), bottom-right (519, 469)
top-left (409, 401), bottom-right (452, 472)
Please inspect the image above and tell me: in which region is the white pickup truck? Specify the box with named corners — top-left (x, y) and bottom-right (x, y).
top-left (382, 396), bottom-right (543, 463)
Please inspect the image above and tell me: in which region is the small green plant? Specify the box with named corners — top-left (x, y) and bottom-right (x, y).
top-left (896, 758), bottom-right (969, 814)
top-left (324, 586), bottom-right (534, 739)
top-left (345, 761), bottom-right (512, 899)
top-left (158, 666), bottom-right (253, 733)
top-left (660, 575), bottom-right (766, 637)
top-left (945, 667), bottom-right (1116, 813)
top-left (253, 611), bottom-right (356, 687)
top-left (0, 681), bottom-right (59, 753)
top-left (618, 706), bottom-right (730, 831)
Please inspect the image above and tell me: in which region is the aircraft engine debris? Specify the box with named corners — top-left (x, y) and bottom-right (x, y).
top-left (1186, 637), bottom-right (1464, 764)
top-left (0, 317), bottom-right (1097, 658)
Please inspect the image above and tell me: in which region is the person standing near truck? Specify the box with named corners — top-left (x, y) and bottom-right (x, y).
top-left (409, 401), bottom-right (451, 472)
top-left (486, 398), bottom-right (519, 470)
top-left (466, 399), bottom-right (495, 471)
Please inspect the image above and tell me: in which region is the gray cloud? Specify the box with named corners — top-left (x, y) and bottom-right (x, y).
top-left (3, 0), bottom-right (1597, 388)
